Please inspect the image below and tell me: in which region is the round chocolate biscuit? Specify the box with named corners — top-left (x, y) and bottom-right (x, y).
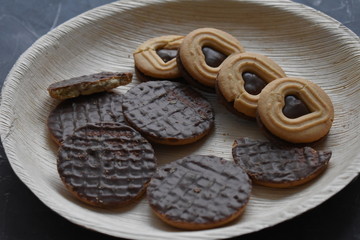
top-left (122, 81), bottom-right (214, 145)
top-left (48, 91), bottom-right (126, 145)
top-left (147, 155), bottom-right (251, 230)
top-left (57, 123), bottom-right (157, 208)
top-left (232, 137), bottom-right (332, 188)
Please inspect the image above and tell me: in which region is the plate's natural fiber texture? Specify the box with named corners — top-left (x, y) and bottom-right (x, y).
top-left (1, 0), bottom-right (360, 239)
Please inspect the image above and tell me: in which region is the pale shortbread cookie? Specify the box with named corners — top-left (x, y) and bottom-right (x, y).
top-left (217, 52), bottom-right (287, 118)
top-left (178, 28), bottom-right (244, 90)
top-left (257, 77), bottom-right (334, 144)
top-left (133, 35), bottom-right (184, 80)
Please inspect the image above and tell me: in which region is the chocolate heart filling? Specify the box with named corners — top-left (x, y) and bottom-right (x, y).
top-left (242, 72), bottom-right (267, 95)
top-left (156, 49), bottom-right (178, 63)
top-left (201, 46), bottom-right (227, 68)
top-left (282, 95), bottom-right (311, 118)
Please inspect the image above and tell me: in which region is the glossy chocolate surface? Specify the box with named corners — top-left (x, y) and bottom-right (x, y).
top-left (156, 49), bottom-right (178, 63)
top-left (57, 123), bottom-right (157, 207)
top-left (242, 72), bottom-right (267, 95)
top-left (122, 81), bottom-right (214, 143)
top-left (201, 46), bottom-right (227, 68)
top-left (147, 155), bottom-right (251, 224)
top-left (282, 95), bottom-right (311, 119)
top-left (232, 137), bottom-right (331, 184)
top-left (47, 92), bottom-right (127, 144)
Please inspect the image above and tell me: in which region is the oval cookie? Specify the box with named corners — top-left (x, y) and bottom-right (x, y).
top-left (178, 28), bottom-right (245, 91)
top-left (232, 137), bottom-right (331, 188)
top-left (257, 77), bottom-right (334, 144)
top-left (57, 123), bottom-right (157, 208)
top-left (134, 35), bottom-right (184, 81)
top-left (216, 52), bottom-right (287, 118)
top-left (147, 155), bottom-right (252, 230)
top-left (122, 81), bottom-right (214, 145)
top-left (47, 91), bottom-right (127, 145)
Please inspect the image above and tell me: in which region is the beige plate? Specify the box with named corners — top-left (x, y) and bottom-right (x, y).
top-left (1, 0), bottom-right (360, 239)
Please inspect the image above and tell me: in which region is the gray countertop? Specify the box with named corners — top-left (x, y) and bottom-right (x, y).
top-left (0, 0), bottom-right (359, 239)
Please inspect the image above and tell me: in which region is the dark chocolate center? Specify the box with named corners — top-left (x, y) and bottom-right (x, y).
top-left (156, 49), bottom-right (178, 63)
top-left (282, 95), bottom-right (311, 118)
top-left (201, 46), bottom-right (227, 68)
top-left (242, 72), bottom-right (267, 95)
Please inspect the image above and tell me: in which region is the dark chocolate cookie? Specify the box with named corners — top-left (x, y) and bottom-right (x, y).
top-left (57, 123), bottom-right (157, 208)
top-left (147, 155), bottom-right (252, 230)
top-left (47, 91), bottom-right (127, 145)
top-left (48, 72), bottom-right (132, 100)
top-left (122, 81), bottom-right (214, 145)
top-left (232, 137), bottom-right (332, 188)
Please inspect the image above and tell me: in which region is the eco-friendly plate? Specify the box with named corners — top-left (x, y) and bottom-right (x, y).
top-left (1, 0), bottom-right (360, 239)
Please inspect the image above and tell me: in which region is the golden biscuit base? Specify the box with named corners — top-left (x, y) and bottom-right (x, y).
top-left (133, 35), bottom-right (184, 79)
top-left (178, 28), bottom-right (245, 88)
top-left (217, 52), bottom-right (287, 118)
top-left (257, 77), bottom-right (334, 144)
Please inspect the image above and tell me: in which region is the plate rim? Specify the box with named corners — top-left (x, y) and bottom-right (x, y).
top-left (1, 0), bottom-right (360, 239)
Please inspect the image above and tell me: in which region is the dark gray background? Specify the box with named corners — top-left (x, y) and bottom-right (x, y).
top-left (0, 0), bottom-right (359, 239)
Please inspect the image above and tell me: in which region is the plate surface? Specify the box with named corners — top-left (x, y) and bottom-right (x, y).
top-left (1, 0), bottom-right (360, 239)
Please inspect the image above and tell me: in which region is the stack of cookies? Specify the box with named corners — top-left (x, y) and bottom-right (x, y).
top-left (46, 27), bottom-right (334, 230)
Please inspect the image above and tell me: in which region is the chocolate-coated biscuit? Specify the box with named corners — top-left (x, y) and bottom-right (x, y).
top-left (257, 77), bottom-right (334, 144)
top-left (48, 72), bottom-right (132, 100)
top-left (47, 91), bottom-right (127, 145)
top-left (232, 137), bottom-right (332, 188)
top-left (147, 155), bottom-right (252, 230)
top-left (133, 35), bottom-right (184, 81)
top-left (216, 52), bottom-right (287, 118)
top-left (122, 81), bottom-right (214, 145)
top-left (57, 123), bottom-right (157, 208)
top-left (177, 28), bottom-right (245, 92)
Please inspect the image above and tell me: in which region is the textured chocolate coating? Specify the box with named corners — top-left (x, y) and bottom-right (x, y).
top-left (57, 123), bottom-right (157, 208)
top-left (122, 81), bottom-right (214, 145)
top-left (156, 49), bottom-right (178, 63)
top-left (47, 92), bottom-right (126, 145)
top-left (147, 155), bottom-right (251, 229)
top-left (242, 72), bottom-right (267, 95)
top-left (232, 137), bottom-right (331, 187)
top-left (283, 95), bottom-right (311, 119)
top-left (201, 46), bottom-right (227, 68)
